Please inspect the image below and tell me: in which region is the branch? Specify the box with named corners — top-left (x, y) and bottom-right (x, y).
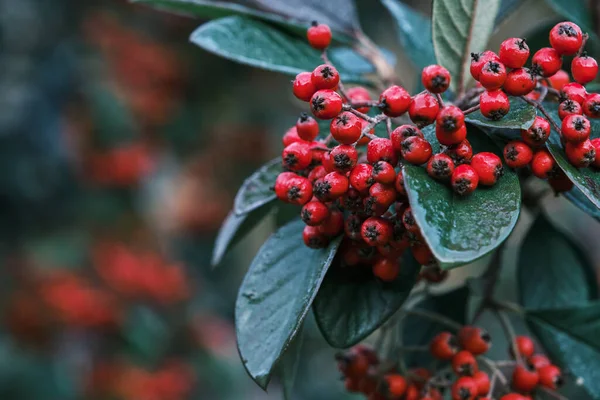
top-left (495, 309), bottom-right (524, 365)
top-left (479, 357), bottom-right (509, 387)
top-left (520, 96), bottom-right (562, 136)
top-left (463, 104), bottom-right (481, 115)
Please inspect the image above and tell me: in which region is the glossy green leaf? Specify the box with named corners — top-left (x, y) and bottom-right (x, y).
top-left (312, 251), bottom-right (421, 348)
top-left (432, 0), bottom-right (500, 94)
top-left (563, 187), bottom-right (600, 221)
top-left (233, 157), bottom-right (280, 216)
top-left (190, 16), bottom-right (366, 82)
top-left (280, 327), bottom-right (304, 400)
top-left (381, 0), bottom-right (436, 70)
top-left (211, 202), bottom-right (275, 267)
top-left (465, 97), bottom-right (536, 130)
top-left (403, 125), bottom-right (521, 269)
top-left (235, 220), bottom-right (341, 389)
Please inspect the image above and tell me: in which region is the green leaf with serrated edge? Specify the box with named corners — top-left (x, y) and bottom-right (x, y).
top-left (542, 102), bottom-right (600, 211)
top-left (465, 97), bottom-right (536, 130)
top-left (563, 187), bottom-right (600, 221)
top-left (280, 326), bottom-right (304, 400)
top-left (190, 16), bottom-right (368, 82)
top-left (234, 157), bottom-right (280, 216)
top-left (235, 220), bottom-right (341, 389)
top-left (403, 124), bottom-right (521, 270)
top-left (432, 0), bottom-right (501, 94)
top-left (402, 287), bottom-right (469, 367)
top-left (381, 0), bottom-right (436, 70)
top-left (312, 251), bottom-right (421, 348)
top-left (211, 202), bottom-right (276, 267)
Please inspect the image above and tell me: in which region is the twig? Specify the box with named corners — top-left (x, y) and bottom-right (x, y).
top-left (354, 114), bottom-right (388, 146)
top-left (495, 360), bottom-right (517, 367)
top-left (479, 357), bottom-right (508, 386)
top-left (435, 93), bottom-right (445, 108)
top-left (488, 371), bottom-right (498, 397)
top-left (386, 118), bottom-right (392, 136)
top-left (495, 309), bottom-right (524, 365)
top-left (403, 308), bottom-right (463, 330)
top-left (463, 104), bottom-right (481, 115)
top-left (343, 104), bottom-right (376, 122)
top-left (350, 101), bottom-right (380, 109)
top-left (520, 96), bottom-right (562, 135)
top-left (576, 33), bottom-right (589, 57)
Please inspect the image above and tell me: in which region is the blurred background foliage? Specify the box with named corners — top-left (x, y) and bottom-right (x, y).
top-left (0, 0), bottom-right (598, 399)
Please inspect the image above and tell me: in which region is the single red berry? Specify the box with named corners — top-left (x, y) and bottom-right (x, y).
top-left (330, 144), bottom-right (358, 172)
top-left (310, 141), bottom-right (327, 163)
top-left (512, 365), bottom-right (539, 393)
top-left (346, 86), bottom-right (372, 113)
top-left (528, 354), bottom-right (551, 370)
top-left (311, 64), bottom-right (340, 90)
top-left (547, 69), bottom-right (570, 90)
top-left (401, 136), bottom-right (433, 165)
top-left (558, 99), bottom-right (583, 120)
top-left (409, 92), bottom-right (440, 127)
top-left (361, 217), bottom-right (393, 246)
top-left (411, 242), bottom-right (435, 265)
top-left (472, 371), bottom-right (490, 396)
top-left (451, 165), bottom-right (479, 195)
top-left (344, 213), bottom-right (363, 240)
top-left (445, 139), bottom-right (473, 165)
top-left (311, 89), bottom-right (343, 119)
top-left (301, 201), bottom-right (330, 226)
top-left (503, 68), bottom-right (536, 96)
top-left (430, 332), bottom-right (459, 360)
top-left (282, 126), bottom-right (304, 147)
top-left (590, 138), bottom-right (600, 167)
top-left (572, 54), bottom-right (598, 84)
top-left (379, 85), bottom-right (412, 117)
top-left (521, 116), bottom-right (551, 147)
top-left (349, 163), bottom-right (375, 193)
top-left (372, 257), bottom-right (400, 282)
top-left (303, 225), bottom-right (329, 248)
top-left (274, 173), bottom-right (313, 205)
top-left (381, 374), bottom-right (407, 397)
top-left (282, 141), bottom-right (312, 170)
top-left (437, 124), bottom-right (467, 146)
top-left (342, 188), bottom-right (363, 212)
top-left (531, 150), bottom-right (556, 179)
top-left (427, 153), bottom-right (455, 181)
top-left (404, 384), bottom-right (420, 400)
top-left (513, 336), bottom-right (535, 358)
top-left (367, 138), bottom-right (398, 165)
top-left (308, 165), bottom-right (327, 183)
top-left (500, 394), bottom-right (529, 400)
top-left (422, 64), bottom-right (451, 93)
top-left (562, 114), bottom-right (591, 143)
top-left (470, 51), bottom-right (500, 80)
top-left (458, 326), bottom-right (491, 355)
top-left (369, 183), bottom-right (396, 209)
top-left (583, 92), bottom-right (600, 118)
top-left (499, 38), bottom-right (530, 68)
top-left (436, 105), bottom-right (465, 132)
top-left (470, 152), bottom-right (504, 186)
top-left (306, 22), bottom-right (331, 50)
top-left (560, 82), bottom-right (587, 104)
top-left (480, 90), bottom-right (510, 120)
top-left (318, 208), bottom-right (344, 237)
top-left (532, 47), bottom-right (562, 77)
top-left (566, 139), bottom-right (596, 167)
top-left (401, 207), bottom-right (420, 234)
top-left (504, 141), bottom-right (533, 168)
top-left (322, 151), bottom-right (335, 172)
top-left (313, 171), bottom-right (349, 201)
top-left (390, 125), bottom-right (424, 153)
top-left (452, 351), bottom-right (478, 376)
top-left (395, 171), bottom-right (407, 197)
top-left (330, 111), bottom-right (362, 144)
top-left (451, 376), bottom-right (478, 400)
top-left (538, 365), bottom-right (563, 390)
top-left (371, 161), bottom-right (396, 184)
top-left (363, 195), bottom-right (388, 217)
top-left (549, 21), bottom-right (583, 55)
top-left (479, 60), bottom-right (507, 90)
top-left (296, 113), bottom-right (319, 141)
top-left (293, 72), bottom-right (317, 102)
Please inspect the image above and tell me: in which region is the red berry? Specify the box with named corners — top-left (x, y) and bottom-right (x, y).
top-left (409, 92), bottom-right (440, 127)
top-left (283, 126), bottom-right (304, 147)
top-left (512, 365), bottom-right (539, 393)
top-left (451, 376), bottom-right (478, 400)
top-left (445, 139), bottom-right (473, 165)
top-left (293, 72), bottom-right (317, 102)
top-left (311, 89), bottom-right (343, 120)
top-left (306, 22), bottom-right (331, 50)
top-left (547, 69), bottom-right (570, 90)
top-left (480, 90), bottom-right (510, 120)
top-left (521, 116), bottom-right (550, 147)
top-left (372, 257), bottom-right (400, 282)
top-left (390, 125), bottom-right (424, 153)
top-left (591, 138), bottom-right (600, 167)
top-left (430, 332), bottom-right (458, 360)
top-left (503, 68), bottom-right (536, 96)
top-left (452, 351), bottom-right (478, 376)
top-left (303, 225), bottom-right (329, 248)
top-left (411, 242), bottom-right (435, 265)
top-left (371, 161), bottom-right (396, 184)
top-left (504, 141), bottom-right (533, 168)
top-left (538, 365), bottom-right (563, 389)
top-left (470, 152), bottom-right (504, 186)
top-left (437, 124), bottom-right (467, 146)
top-left (531, 150), bottom-right (556, 179)
top-left (369, 183), bottom-right (396, 209)
top-left (322, 151), bottom-right (335, 172)
top-left (301, 201), bottom-right (330, 226)
top-left (451, 165), bottom-right (479, 195)
top-left (361, 217), bottom-right (393, 246)
top-left (318, 209), bottom-right (344, 237)
top-left (275, 173), bottom-right (313, 205)
top-left (395, 171), bottom-right (407, 197)
top-left (402, 207), bottom-right (420, 234)
top-left (572, 54), bottom-right (598, 84)
top-left (560, 82), bottom-right (587, 104)
top-left (346, 86), bottom-right (372, 113)
top-left (382, 374), bottom-right (407, 397)
top-left (470, 51), bottom-right (499, 80)
top-left (296, 113), bottom-right (319, 141)
top-left (532, 47), bottom-right (562, 77)
top-left (401, 136), bottom-right (433, 165)
top-left (499, 38), bottom-right (530, 68)
top-left (367, 138), bottom-right (398, 165)
top-left (422, 64), bottom-right (451, 93)
top-left (342, 189), bottom-right (363, 212)
top-left (404, 384), bottom-right (420, 400)
top-left (472, 371), bottom-right (490, 396)
top-left (583, 92), bottom-right (600, 118)
top-left (308, 165), bottom-right (327, 183)
top-left (458, 326), bottom-right (491, 355)
top-left (282, 141), bottom-right (312, 170)
top-left (427, 153), bottom-right (455, 181)
top-left (479, 60), bottom-right (507, 90)
top-left (562, 114), bottom-right (591, 143)
top-left (349, 163), bottom-right (375, 193)
top-left (379, 85), bottom-right (412, 117)
top-left (344, 213), bottom-right (363, 241)
top-left (314, 171), bottom-right (349, 201)
top-left (566, 139), bottom-right (596, 167)
top-left (514, 336), bottom-right (535, 358)
top-left (330, 144), bottom-right (358, 172)
top-left (558, 99), bottom-right (583, 120)
top-left (363, 195), bottom-right (388, 217)
top-left (549, 21), bottom-right (583, 55)
top-left (528, 354), bottom-right (551, 370)
top-left (436, 105), bottom-right (465, 132)
top-left (311, 64), bottom-right (340, 90)
top-left (330, 111), bottom-right (362, 144)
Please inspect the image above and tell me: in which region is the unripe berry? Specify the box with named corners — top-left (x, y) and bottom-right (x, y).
top-left (409, 92), bottom-right (440, 127)
top-left (512, 365), bottom-right (539, 393)
top-left (531, 150), bottom-right (556, 179)
top-left (301, 201), bottom-right (330, 226)
top-left (549, 21), bottom-right (583, 55)
top-left (367, 138), bottom-right (398, 165)
top-left (379, 85), bottom-right (412, 117)
top-left (371, 161), bottom-right (396, 184)
top-left (421, 64), bottom-right (451, 93)
top-left (361, 217), bottom-right (393, 246)
top-left (451, 376), bottom-right (478, 400)
top-left (311, 89), bottom-right (343, 119)
top-left (452, 350), bottom-right (478, 376)
top-left (330, 111), bottom-right (362, 144)
top-left (452, 165), bottom-right (479, 195)
top-left (566, 139), bottom-right (596, 167)
top-left (306, 22), bottom-right (332, 50)
top-left (521, 116), bottom-right (550, 147)
top-left (330, 144), bottom-right (358, 172)
top-left (562, 114), bottom-right (591, 143)
top-left (499, 38), bottom-right (530, 68)
top-left (479, 60), bottom-right (507, 90)
top-left (560, 82), bottom-right (587, 104)
top-left (401, 136), bottom-right (433, 165)
top-left (372, 257), bottom-right (400, 282)
top-left (292, 72), bottom-right (317, 102)
top-left (349, 163), bottom-right (375, 193)
top-left (346, 86), bottom-right (372, 113)
top-left (583, 93), bottom-right (600, 118)
top-left (311, 64), bottom-right (339, 90)
top-left (427, 153), bottom-right (455, 181)
top-left (532, 47), bottom-right (562, 77)
top-left (458, 326), bottom-right (491, 355)
top-left (470, 51), bottom-right (499, 81)
top-left (538, 365), bottom-right (563, 390)
top-left (503, 141), bottom-right (533, 168)
top-left (572, 54), bottom-right (598, 84)
top-left (470, 152), bottom-right (504, 186)
top-left (503, 68), bottom-right (535, 96)
top-left (303, 225), bottom-right (329, 248)
top-left (430, 332), bottom-right (458, 360)
top-left (314, 171), bottom-right (349, 201)
top-left (282, 141), bottom-right (312, 171)
top-left (558, 99), bottom-right (583, 120)
top-left (480, 90), bottom-right (510, 120)
top-left (390, 125), bottom-right (424, 153)
top-left (445, 139), bottom-right (473, 165)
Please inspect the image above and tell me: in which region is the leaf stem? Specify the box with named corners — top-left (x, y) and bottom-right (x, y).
top-left (495, 309), bottom-right (524, 365)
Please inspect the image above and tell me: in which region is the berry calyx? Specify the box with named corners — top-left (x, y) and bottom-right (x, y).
top-left (282, 141), bottom-right (312, 171)
top-left (583, 93), bottom-right (600, 118)
top-left (314, 171), bottom-right (349, 201)
top-left (445, 139), bottom-right (473, 165)
top-left (558, 99), bottom-right (583, 120)
top-left (391, 125), bottom-right (424, 153)
top-left (330, 111), bottom-right (362, 144)
top-left (361, 217), bottom-right (393, 246)
top-left (311, 64), bottom-right (339, 90)
top-left (379, 85), bottom-right (412, 117)
top-left (296, 113), bottom-right (320, 141)
top-left (470, 51), bottom-right (500, 80)
top-left (311, 89), bottom-right (343, 119)
top-left (303, 225), bottom-right (329, 248)
top-left (422, 64), bottom-right (451, 93)
top-left (371, 161), bottom-right (396, 185)
top-left (427, 153), bottom-right (455, 181)
top-left (521, 116), bottom-right (550, 147)
top-left (503, 141), bottom-right (533, 168)
top-left (451, 165), bottom-right (479, 196)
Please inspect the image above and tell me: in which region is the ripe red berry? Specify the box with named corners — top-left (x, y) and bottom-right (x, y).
top-left (275, 173), bottom-right (313, 205)
top-left (361, 217), bottom-right (393, 246)
top-left (409, 92), bottom-right (440, 127)
top-left (513, 336), bottom-right (535, 358)
top-left (367, 138), bottom-right (398, 165)
top-left (427, 153), bottom-right (455, 181)
top-left (293, 72), bottom-right (317, 102)
top-left (390, 125), bottom-right (424, 153)
top-left (346, 86), bottom-right (372, 113)
top-left (451, 376), bottom-right (478, 400)
top-left (363, 195), bottom-right (388, 217)
top-left (583, 92), bottom-right (600, 118)
top-left (470, 51), bottom-right (499, 80)
top-left (282, 126), bottom-right (303, 147)
top-left (430, 332), bottom-right (459, 360)
top-left (458, 326), bottom-right (491, 355)
top-left (303, 225), bottom-right (329, 248)
top-left (344, 214), bottom-right (363, 241)
top-left (437, 124), bottom-right (467, 146)
top-left (308, 165), bottom-right (327, 183)
top-left (382, 374), bottom-right (407, 397)
top-left (521, 116), bottom-right (551, 147)
top-left (318, 209), bottom-right (344, 237)
top-left (372, 161), bottom-right (396, 184)
top-left (528, 354), bottom-right (551, 370)
top-left (349, 163), bottom-right (375, 193)
top-left (369, 183), bottom-right (396, 209)
top-left (572, 54), bottom-right (598, 84)
top-left (445, 139), bottom-right (473, 165)
top-left (282, 141), bottom-right (312, 171)
top-left (401, 207), bottom-right (420, 234)
top-left (512, 365), bottom-right (539, 393)
top-left (547, 69), bottom-right (570, 90)
top-left (422, 64), bottom-right (451, 93)
top-left (314, 171), bottom-right (349, 201)
top-left (330, 111), bottom-right (362, 144)
top-left (549, 21), bottom-right (583, 55)
top-left (395, 171), bottom-right (407, 197)
top-left (560, 82), bottom-right (587, 104)
top-left (301, 201), bottom-right (330, 226)
top-left (562, 114), bottom-right (591, 143)
top-left (452, 351), bottom-right (478, 376)
top-left (311, 89), bottom-right (343, 119)
top-left (451, 165), bottom-right (479, 195)
top-left (499, 38), bottom-right (530, 68)
top-left (436, 105), bottom-right (465, 132)
top-left (470, 152), bottom-right (504, 186)
top-left (296, 113), bottom-right (319, 141)
top-left (532, 47), bottom-right (562, 77)
top-left (590, 138), bottom-right (600, 167)
top-left (379, 85), bottom-right (412, 117)
top-left (311, 64), bottom-right (339, 90)
top-left (480, 90), bottom-right (510, 120)
top-left (472, 371), bottom-right (490, 396)
top-left (531, 150), bottom-right (556, 179)
top-left (538, 365), bottom-right (563, 389)
top-left (504, 141), bottom-right (533, 168)
top-left (401, 136), bottom-right (433, 165)
top-left (330, 145), bottom-right (358, 172)
top-left (503, 68), bottom-right (536, 96)
top-left (566, 139), bottom-right (596, 167)
top-left (306, 22), bottom-right (331, 50)
top-left (558, 99), bottom-right (583, 120)
top-left (479, 60), bottom-right (507, 90)
top-left (404, 384), bottom-right (420, 400)
top-left (342, 189), bottom-right (363, 212)
top-left (411, 242), bottom-right (435, 265)
top-left (372, 257), bottom-right (400, 282)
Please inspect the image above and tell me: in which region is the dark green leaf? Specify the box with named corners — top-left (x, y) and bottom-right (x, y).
top-left (465, 97), bottom-right (536, 130)
top-left (190, 16), bottom-right (367, 81)
top-left (211, 202), bottom-right (276, 267)
top-left (432, 0), bottom-right (501, 94)
top-left (381, 0), bottom-right (436, 70)
top-left (312, 251), bottom-right (421, 348)
top-left (234, 157), bottom-right (280, 216)
top-left (235, 220), bottom-right (341, 389)
top-left (280, 326), bottom-right (304, 400)
top-left (403, 125), bottom-right (521, 269)
top-left (563, 187), bottom-right (600, 221)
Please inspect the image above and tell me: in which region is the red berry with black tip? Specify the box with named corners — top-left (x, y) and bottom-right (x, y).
top-left (513, 336), bottom-right (535, 358)
top-left (349, 163), bottom-right (375, 193)
top-left (529, 354), bottom-right (551, 370)
top-left (531, 150), bottom-right (556, 179)
top-left (303, 225), bottom-right (329, 248)
top-left (296, 113), bottom-right (319, 141)
top-left (538, 365), bottom-right (563, 390)
top-left (409, 92), bottom-right (440, 127)
top-left (372, 257), bottom-right (400, 282)
top-left (470, 152), bottom-right (504, 186)
top-left (480, 90), bottom-right (510, 120)
top-left (521, 116), bottom-right (550, 147)
top-left (401, 207), bottom-right (420, 234)
top-left (451, 165), bottom-right (479, 195)
top-left (282, 141), bottom-right (312, 171)
top-left (532, 47), bottom-right (562, 77)
top-left (430, 332), bottom-right (459, 360)
top-left (292, 72), bottom-right (317, 102)
top-left (379, 85), bottom-right (412, 117)
top-left (590, 138), bottom-right (600, 167)
top-left (566, 139), bottom-right (596, 167)
top-left (437, 124), bottom-right (467, 146)
top-left (458, 326), bottom-right (491, 355)
top-left (342, 188), bottom-right (363, 212)
top-left (306, 22), bottom-right (331, 50)
top-left (308, 165), bottom-right (327, 183)
top-left (512, 365), bottom-right (539, 393)
top-left (436, 105), bottom-right (465, 133)
top-left (572, 54), bottom-right (598, 84)
top-left (479, 60), bottom-right (507, 90)
top-left (313, 171), bottom-right (349, 201)
top-left (422, 64), bottom-right (451, 93)
top-left (560, 82), bottom-right (587, 104)
top-left (503, 68), bottom-right (536, 96)
top-left (330, 111), bottom-right (362, 144)
top-left (473, 371), bottom-right (490, 396)
top-left (369, 183), bottom-right (396, 209)
top-left (330, 144), bottom-right (358, 172)
top-left (451, 376), bottom-right (478, 400)
top-left (583, 93), bottom-right (600, 118)
top-left (499, 38), bottom-right (530, 68)
top-left (367, 138), bottom-right (398, 164)
top-left (344, 213), bottom-right (363, 240)
top-left (452, 350), bottom-right (478, 377)
top-left (549, 21), bottom-right (583, 55)
top-left (311, 64), bottom-right (339, 90)
top-left (390, 125), bottom-right (424, 153)
top-left (504, 141), bottom-right (533, 168)
top-left (361, 217), bottom-right (393, 246)
top-left (275, 173), bottom-right (313, 205)
top-left (427, 153), bottom-right (455, 181)
top-left (562, 114), bottom-right (591, 143)
top-left (395, 171), bottom-right (407, 197)
top-left (301, 201), bottom-right (330, 226)
top-left (445, 139), bottom-right (473, 165)
top-left (470, 51), bottom-right (500, 80)
top-left (558, 99), bottom-right (582, 120)
top-left (401, 136), bottom-right (433, 165)
top-left (346, 86), bottom-right (372, 113)
top-left (372, 161), bottom-right (396, 184)
top-left (311, 89), bottom-right (343, 119)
